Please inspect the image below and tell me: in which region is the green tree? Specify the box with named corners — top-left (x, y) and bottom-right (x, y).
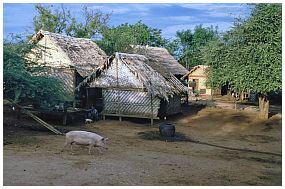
top-left (204, 4), bottom-right (282, 119)
top-left (97, 21), bottom-right (167, 55)
top-left (65, 6), bottom-right (111, 38)
top-left (33, 4), bottom-right (111, 39)
top-left (175, 25), bottom-right (219, 69)
top-left (3, 37), bottom-right (69, 108)
top-left (33, 4), bottom-right (72, 34)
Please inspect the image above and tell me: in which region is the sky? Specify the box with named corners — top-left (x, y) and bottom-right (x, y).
top-left (3, 3), bottom-right (253, 40)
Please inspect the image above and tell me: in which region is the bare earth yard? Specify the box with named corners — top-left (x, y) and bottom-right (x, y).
top-left (3, 105), bottom-right (282, 186)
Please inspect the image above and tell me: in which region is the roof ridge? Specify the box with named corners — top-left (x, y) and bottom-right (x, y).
top-left (39, 30), bottom-right (92, 41)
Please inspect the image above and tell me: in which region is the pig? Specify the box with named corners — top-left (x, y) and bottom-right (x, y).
top-left (62, 131), bottom-right (108, 155)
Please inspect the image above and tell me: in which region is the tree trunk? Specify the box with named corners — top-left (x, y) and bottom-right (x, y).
top-left (258, 95), bottom-right (269, 119)
top-left (240, 91), bottom-right (244, 102)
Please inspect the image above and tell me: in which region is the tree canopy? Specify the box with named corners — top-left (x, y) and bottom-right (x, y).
top-left (204, 4), bottom-right (281, 94)
top-left (203, 4), bottom-right (282, 118)
top-left (33, 4), bottom-right (111, 39)
top-left (97, 21), bottom-right (168, 55)
top-left (173, 25), bottom-right (219, 69)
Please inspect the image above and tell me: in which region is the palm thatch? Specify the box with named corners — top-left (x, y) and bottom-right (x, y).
top-left (131, 45), bottom-right (188, 76)
top-left (77, 52), bottom-right (188, 100)
top-left (31, 30), bottom-right (108, 77)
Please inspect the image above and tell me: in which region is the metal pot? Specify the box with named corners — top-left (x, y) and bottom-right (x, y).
top-left (159, 123), bottom-right (175, 137)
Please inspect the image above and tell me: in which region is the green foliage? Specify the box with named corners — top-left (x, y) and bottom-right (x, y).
top-left (65, 6), bottom-right (111, 38)
top-left (96, 21), bottom-right (168, 55)
top-left (33, 4), bottom-right (111, 39)
top-left (3, 38), bottom-right (69, 108)
top-left (174, 25), bottom-right (219, 69)
top-left (204, 4), bottom-right (282, 96)
top-left (33, 4), bottom-right (72, 34)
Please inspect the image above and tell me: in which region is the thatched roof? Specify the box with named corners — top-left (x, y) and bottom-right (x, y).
top-left (77, 52), bottom-right (188, 100)
top-left (131, 45), bottom-right (188, 76)
top-left (181, 65), bottom-right (209, 80)
top-left (31, 30), bottom-right (107, 77)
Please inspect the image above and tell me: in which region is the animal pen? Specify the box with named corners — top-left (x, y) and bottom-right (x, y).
top-left (78, 52), bottom-right (188, 125)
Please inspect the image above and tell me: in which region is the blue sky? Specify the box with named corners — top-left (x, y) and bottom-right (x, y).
top-left (3, 3), bottom-right (252, 40)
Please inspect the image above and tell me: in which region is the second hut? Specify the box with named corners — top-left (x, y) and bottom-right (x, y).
top-left (78, 52), bottom-right (188, 124)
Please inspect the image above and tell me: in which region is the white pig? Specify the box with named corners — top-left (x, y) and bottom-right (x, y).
top-left (62, 131), bottom-right (108, 155)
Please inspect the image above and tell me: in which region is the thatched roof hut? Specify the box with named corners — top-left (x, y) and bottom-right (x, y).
top-left (77, 52), bottom-right (188, 122)
top-left (131, 45), bottom-right (188, 77)
top-left (26, 30), bottom-right (108, 105)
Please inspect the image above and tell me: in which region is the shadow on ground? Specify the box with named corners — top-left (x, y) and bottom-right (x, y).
top-left (138, 131), bottom-right (193, 142)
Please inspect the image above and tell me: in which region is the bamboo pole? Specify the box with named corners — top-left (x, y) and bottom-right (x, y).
top-left (150, 93), bottom-right (154, 126)
top-left (7, 100), bottom-right (63, 135)
top-left (86, 88), bottom-right (89, 109)
top-left (116, 54), bottom-right (122, 122)
top-left (73, 68), bottom-right (77, 108)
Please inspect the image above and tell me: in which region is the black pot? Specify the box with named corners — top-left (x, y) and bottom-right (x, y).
top-left (159, 123), bottom-right (175, 137)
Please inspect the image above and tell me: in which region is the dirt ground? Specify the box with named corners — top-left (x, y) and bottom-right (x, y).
top-left (3, 104), bottom-right (282, 186)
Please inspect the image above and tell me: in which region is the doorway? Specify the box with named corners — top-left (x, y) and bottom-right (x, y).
top-left (86, 87), bottom-right (103, 112)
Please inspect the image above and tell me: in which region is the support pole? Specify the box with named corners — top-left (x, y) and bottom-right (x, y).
top-left (86, 88), bottom-right (89, 109)
top-left (63, 112), bottom-right (67, 125)
top-left (73, 69), bottom-right (77, 108)
top-left (116, 54), bottom-right (121, 122)
top-left (150, 93), bottom-right (154, 126)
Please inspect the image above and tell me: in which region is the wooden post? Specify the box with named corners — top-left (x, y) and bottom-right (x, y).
top-left (150, 93), bottom-right (154, 126)
top-left (16, 108), bottom-right (21, 120)
top-left (116, 54), bottom-right (121, 122)
top-left (63, 112), bottom-right (67, 125)
top-left (240, 91), bottom-right (244, 102)
top-left (73, 69), bottom-right (77, 108)
top-left (86, 88), bottom-right (89, 109)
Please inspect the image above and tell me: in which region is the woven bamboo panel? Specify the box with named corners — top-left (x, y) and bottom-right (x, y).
top-left (103, 89), bottom-right (160, 117)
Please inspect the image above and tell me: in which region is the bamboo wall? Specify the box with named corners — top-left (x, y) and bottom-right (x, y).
top-left (102, 89), bottom-right (160, 119)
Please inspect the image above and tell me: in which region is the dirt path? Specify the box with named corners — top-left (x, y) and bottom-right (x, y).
top-left (3, 107), bottom-right (282, 185)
